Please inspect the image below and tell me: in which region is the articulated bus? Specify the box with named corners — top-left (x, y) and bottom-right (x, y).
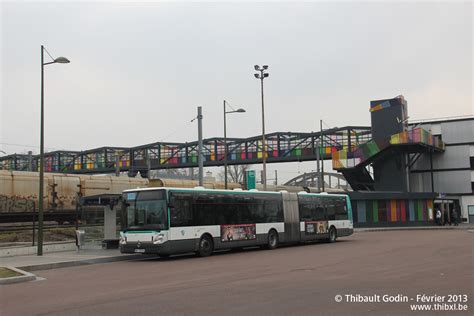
top-left (119, 187), bottom-right (353, 257)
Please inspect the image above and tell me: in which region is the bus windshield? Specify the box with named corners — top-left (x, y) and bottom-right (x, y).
top-left (123, 190), bottom-right (168, 230)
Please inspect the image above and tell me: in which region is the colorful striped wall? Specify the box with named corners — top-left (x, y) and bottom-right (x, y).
top-left (353, 199), bottom-right (434, 226)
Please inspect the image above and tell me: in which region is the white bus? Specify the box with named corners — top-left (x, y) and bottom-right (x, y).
top-left (119, 187), bottom-right (353, 257)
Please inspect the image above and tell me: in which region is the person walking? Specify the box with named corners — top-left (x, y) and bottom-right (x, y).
top-left (435, 208), bottom-right (442, 226)
top-left (452, 207), bottom-right (459, 226)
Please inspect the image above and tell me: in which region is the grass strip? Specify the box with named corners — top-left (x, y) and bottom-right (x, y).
top-left (0, 267), bottom-right (23, 278)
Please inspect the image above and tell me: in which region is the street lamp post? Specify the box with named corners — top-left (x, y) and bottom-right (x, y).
top-left (38, 45), bottom-right (70, 256)
top-left (254, 65), bottom-right (269, 191)
top-left (223, 100), bottom-right (245, 189)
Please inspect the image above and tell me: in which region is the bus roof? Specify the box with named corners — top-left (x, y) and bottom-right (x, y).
top-left (123, 187), bottom-right (282, 195)
top-left (122, 187), bottom-right (348, 198)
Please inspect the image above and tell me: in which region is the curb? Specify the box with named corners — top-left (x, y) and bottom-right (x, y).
top-left (354, 226), bottom-right (473, 233)
top-left (17, 254), bottom-right (146, 272)
top-left (0, 267), bottom-right (36, 285)
top-left (0, 242), bottom-right (106, 258)
top-left (0, 242), bottom-right (78, 258)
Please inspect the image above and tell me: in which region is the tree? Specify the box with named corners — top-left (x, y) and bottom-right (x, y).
top-left (149, 168), bottom-right (198, 180)
top-left (219, 165), bottom-right (250, 183)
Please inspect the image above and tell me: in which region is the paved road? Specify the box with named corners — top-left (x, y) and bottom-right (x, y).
top-left (1, 230), bottom-right (473, 315)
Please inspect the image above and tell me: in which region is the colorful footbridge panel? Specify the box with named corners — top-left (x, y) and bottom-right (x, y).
top-left (332, 128), bottom-right (445, 170)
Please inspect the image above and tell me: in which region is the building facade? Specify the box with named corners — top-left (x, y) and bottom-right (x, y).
top-left (332, 95), bottom-right (472, 226)
top-left (409, 117), bottom-right (474, 223)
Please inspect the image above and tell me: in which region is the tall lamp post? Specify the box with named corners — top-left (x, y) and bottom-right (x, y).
top-left (223, 100), bottom-right (245, 189)
top-left (38, 45), bottom-right (70, 256)
top-left (254, 65), bottom-right (269, 191)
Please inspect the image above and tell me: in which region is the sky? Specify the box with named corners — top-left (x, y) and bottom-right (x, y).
top-left (1, 0), bottom-right (472, 183)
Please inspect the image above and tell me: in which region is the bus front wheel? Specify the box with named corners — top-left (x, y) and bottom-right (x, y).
top-left (197, 234), bottom-right (214, 257)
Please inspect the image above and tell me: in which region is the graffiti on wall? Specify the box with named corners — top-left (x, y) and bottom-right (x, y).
top-left (0, 195), bottom-right (35, 212)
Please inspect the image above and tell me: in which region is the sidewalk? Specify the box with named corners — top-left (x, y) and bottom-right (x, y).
top-left (0, 244), bottom-right (146, 272)
top-left (354, 223), bottom-right (474, 233)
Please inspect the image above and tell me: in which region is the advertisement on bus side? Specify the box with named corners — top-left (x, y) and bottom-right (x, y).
top-left (305, 221), bottom-right (328, 234)
top-left (221, 224), bottom-right (257, 242)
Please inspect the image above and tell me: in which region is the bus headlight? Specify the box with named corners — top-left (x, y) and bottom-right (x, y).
top-left (152, 233), bottom-right (166, 245)
top-left (120, 232), bottom-right (127, 245)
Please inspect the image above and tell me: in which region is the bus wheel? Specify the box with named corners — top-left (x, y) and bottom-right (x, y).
top-left (197, 235), bottom-right (214, 257)
top-left (267, 230), bottom-right (279, 250)
top-left (328, 226), bottom-right (337, 243)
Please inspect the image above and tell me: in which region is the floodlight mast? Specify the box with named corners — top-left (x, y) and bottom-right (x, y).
top-left (253, 64), bottom-right (270, 191)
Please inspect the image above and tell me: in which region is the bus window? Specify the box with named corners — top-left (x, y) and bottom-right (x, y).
top-left (325, 198), bottom-right (336, 221)
top-left (170, 193), bottom-right (194, 227)
top-left (263, 199), bottom-right (282, 222)
top-left (335, 198), bottom-right (348, 220)
top-left (250, 197), bottom-right (265, 223)
top-left (234, 195), bottom-right (252, 224)
top-left (314, 205), bottom-right (325, 221)
top-left (299, 203), bottom-right (314, 221)
top-left (193, 193), bottom-right (218, 226)
top-left (298, 195), bottom-right (324, 221)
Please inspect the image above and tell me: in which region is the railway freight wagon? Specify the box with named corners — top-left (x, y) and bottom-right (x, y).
top-left (0, 170), bottom-right (346, 224)
top-left (149, 178), bottom-right (241, 190)
top-left (0, 170), bottom-right (148, 223)
top-left (0, 171), bottom-right (242, 224)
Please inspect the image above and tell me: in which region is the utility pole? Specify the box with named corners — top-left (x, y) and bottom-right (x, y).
top-left (115, 152), bottom-right (120, 176)
top-left (197, 106), bottom-right (204, 186)
top-left (316, 139), bottom-right (321, 192)
top-left (224, 100), bottom-right (228, 188)
top-left (147, 151), bottom-right (151, 179)
top-left (320, 119), bottom-right (325, 192)
top-left (28, 151), bottom-right (33, 172)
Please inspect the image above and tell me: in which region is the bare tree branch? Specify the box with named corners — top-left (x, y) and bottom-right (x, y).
top-left (218, 165), bottom-right (251, 183)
